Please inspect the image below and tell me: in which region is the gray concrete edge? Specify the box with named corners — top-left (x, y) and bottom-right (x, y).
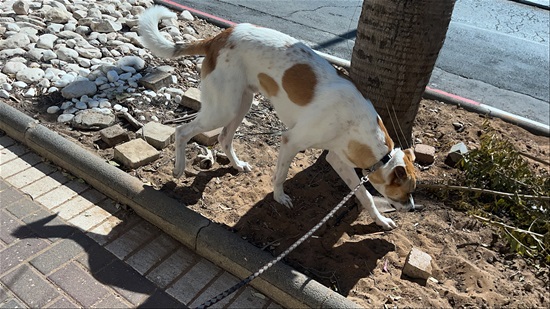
top-left (0, 102), bottom-right (361, 308)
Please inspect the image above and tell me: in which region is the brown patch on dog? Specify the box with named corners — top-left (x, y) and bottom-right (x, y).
top-left (200, 27), bottom-right (234, 78)
top-left (258, 73), bottom-right (279, 97)
top-left (377, 116), bottom-right (394, 151)
top-left (282, 63), bottom-right (317, 106)
top-left (345, 140), bottom-right (376, 169)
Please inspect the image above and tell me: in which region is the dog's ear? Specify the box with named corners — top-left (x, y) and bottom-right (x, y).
top-left (394, 166), bottom-right (407, 181)
top-left (404, 148), bottom-right (416, 162)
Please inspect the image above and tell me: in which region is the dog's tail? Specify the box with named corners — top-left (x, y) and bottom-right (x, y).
top-left (138, 6), bottom-right (208, 58)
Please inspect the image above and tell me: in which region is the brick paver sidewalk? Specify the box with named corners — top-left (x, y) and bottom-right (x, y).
top-left (0, 133), bottom-right (279, 308)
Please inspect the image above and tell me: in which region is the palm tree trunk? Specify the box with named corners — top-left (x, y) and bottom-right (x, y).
top-left (350, 0), bottom-right (455, 148)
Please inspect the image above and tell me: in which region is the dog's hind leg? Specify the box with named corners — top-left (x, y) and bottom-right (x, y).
top-left (272, 132), bottom-right (301, 208)
top-left (218, 90), bottom-right (254, 172)
top-left (173, 119), bottom-right (216, 178)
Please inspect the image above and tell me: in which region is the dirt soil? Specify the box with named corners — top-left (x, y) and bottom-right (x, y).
top-left (3, 18), bottom-right (549, 308)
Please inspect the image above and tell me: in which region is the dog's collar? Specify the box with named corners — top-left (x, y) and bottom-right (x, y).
top-left (366, 151), bottom-right (392, 173)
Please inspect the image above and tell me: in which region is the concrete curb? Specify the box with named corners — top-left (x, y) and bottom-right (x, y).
top-left (157, 0), bottom-right (550, 137)
top-left (0, 102), bottom-right (361, 308)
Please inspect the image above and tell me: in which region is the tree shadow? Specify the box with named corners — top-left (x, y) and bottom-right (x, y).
top-left (11, 214), bottom-right (185, 308)
top-left (231, 152), bottom-right (396, 296)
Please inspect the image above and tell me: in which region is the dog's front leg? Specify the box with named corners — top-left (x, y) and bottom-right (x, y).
top-left (326, 151), bottom-right (397, 230)
top-left (272, 135), bottom-right (300, 208)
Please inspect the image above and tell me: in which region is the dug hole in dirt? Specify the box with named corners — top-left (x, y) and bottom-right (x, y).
top-left (4, 18), bottom-right (549, 309)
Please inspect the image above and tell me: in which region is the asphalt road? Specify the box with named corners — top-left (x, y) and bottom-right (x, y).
top-left (172, 0), bottom-right (550, 125)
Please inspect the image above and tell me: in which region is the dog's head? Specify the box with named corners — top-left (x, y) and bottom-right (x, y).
top-left (363, 148), bottom-right (417, 211)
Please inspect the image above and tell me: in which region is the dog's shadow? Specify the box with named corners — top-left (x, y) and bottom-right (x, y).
top-left (10, 214), bottom-right (184, 308)
top-left (228, 153), bottom-right (395, 296)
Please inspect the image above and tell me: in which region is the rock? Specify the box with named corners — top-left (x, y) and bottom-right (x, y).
top-left (414, 144), bottom-right (436, 165)
top-left (61, 80), bottom-right (97, 99)
top-left (181, 87), bottom-right (201, 111)
top-left (23, 88), bottom-right (36, 97)
top-left (402, 247), bottom-right (433, 280)
top-left (16, 67), bottom-right (45, 83)
top-left (193, 128), bottom-right (222, 146)
top-left (90, 20), bottom-right (122, 33)
top-left (0, 90), bottom-right (9, 99)
top-left (452, 122), bottom-right (465, 132)
top-left (36, 33), bottom-right (58, 49)
top-left (100, 124), bottom-right (130, 147)
top-left (139, 70), bottom-right (174, 91)
top-left (44, 7), bottom-right (72, 23)
top-left (13, 0), bottom-right (30, 15)
top-left (114, 139), bottom-right (160, 169)
top-left (137, 122), bottom-right (175, 149)
top-left (0, 48), bottom-right (26, 59)
top-left (72, 109), bottom-right (115, 130)
top-left (0, 33), bottom-right (30, 49)
top-left (179, 10), bottom-right (194, 21)
top-left (2, 61), bottom-right (27, 75)
top-left (117, 56), bottom-right (146, 71)
top-left (57, 114), bottom-right (75, 123)
top-left (75, 46), bottom-right (102, 59)
top-left (13, 81), bottom-right (28, 88)
top-left (47, 106), bottom-right (60, 114)
top-left (106, 70), bottom-right (119, 82)
top-left (56, 46), bottom-right (79, 61)
top-left (445, 142), bottom-right (468, 167)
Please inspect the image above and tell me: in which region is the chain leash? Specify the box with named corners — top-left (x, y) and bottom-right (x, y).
top-left (195, 176), bottom-right (370, 309)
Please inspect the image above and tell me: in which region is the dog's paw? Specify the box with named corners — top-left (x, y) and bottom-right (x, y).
top-left (274, 192), bottom-right (293, 208)
top-left (376, 216), bottom-right (397, 230)
top-left (234, 161), bottom-right (252, 173)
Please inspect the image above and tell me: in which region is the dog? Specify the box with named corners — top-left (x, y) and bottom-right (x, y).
top-left (138, 6), bottom-right (417, 230)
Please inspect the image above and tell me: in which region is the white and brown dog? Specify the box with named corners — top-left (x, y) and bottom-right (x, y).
top-left (138, 6), bottom-right (416, 230)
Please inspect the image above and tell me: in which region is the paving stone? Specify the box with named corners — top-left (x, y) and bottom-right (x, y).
top-left (0, 152), bottom-right (42, 178)
top-left (76, 242), bottom-right (117, 275)
top-left (21, 211), bottom-right (74, 242)
top-left (49, 262), bottom-right (110, 307)
top-left (230, 286), bottom-right (270, 308)
top-left (91, 293), bottom-right (131, 308)
top-left (20, 171), bottom-right (68, 199)
top-left (53, 188), bottom-right (106, 220)
top-left (126, 233), bottom-right (179, 275)
top-left (46, 297), bottom-right (80, 309)
top-left (113, 139), bottom-right (160, 169)
top-left (181, 87), bottom-right (201, 111)
top-left (402, 247), bottom-right (433, 280)
top-left (5, 196), bottom-right (41, 218)
top-left (139, 70), bottom-right (174, 91)
top-left (94, 259), bottom-right (155, 305)
top-left (0, 298), bottom-right (26, 309)
top-left (0, 238), bottom-right (49, 274)
top-left (1, 144), bottom-right (29, 162)
top-left (137, 122), bottom-right (175, 150)
top-left (104, 220), bottom-right (159, 260)
top-left (86, 213), bottom-right (139, 246)
top-left (193, 128), bottom-right (222, 146)
top-left (0, 186), bottom-right (25, 207)
top-left (414, 144), bottom-right (436, 165)
top-left (0, 265), bottom-right (59, 308)
top-left (0, 210), bottom-right (33, 244)
top-left (189, 272), bottom-right (240, 308)
top-left (139, 290), bottom-right (182, 308)
top-left (99, 124), bottom-right (129, 147)
top-left (167, 259), bottom-right (220, 304)
top-left (35, 180), bottom-right (89, 210)
top-left (68, 204), bottom-right (113, 232)
top-left (0, 135), bottom-right (16, 149)
top-left (5, 162), bottom-right (56, 188)
top-left (31, 233), bottom-right (94, 275)
top-left (146, 247), bottom-right (196, 289)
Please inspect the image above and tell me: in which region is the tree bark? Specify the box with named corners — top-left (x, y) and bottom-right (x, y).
top-left (350, 0), bottom-right (455, 148)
